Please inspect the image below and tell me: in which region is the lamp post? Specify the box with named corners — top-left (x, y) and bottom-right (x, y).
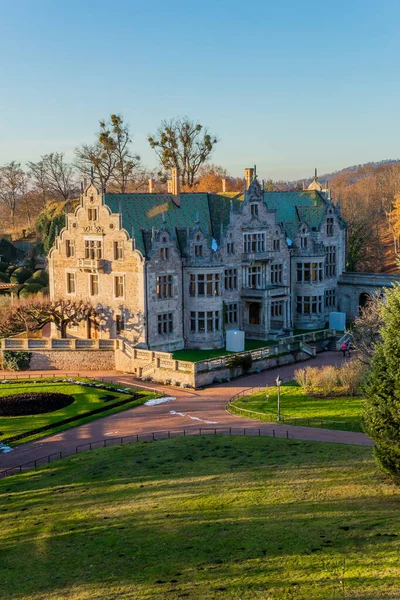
top-left (276, 375), bottom-right (282, 422)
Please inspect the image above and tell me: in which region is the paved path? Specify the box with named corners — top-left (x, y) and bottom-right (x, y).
top-left (0, 352), bottom-right (373, 474)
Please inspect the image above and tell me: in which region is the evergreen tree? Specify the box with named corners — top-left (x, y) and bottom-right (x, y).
top-left (364, 283), bottom-right (400, 482)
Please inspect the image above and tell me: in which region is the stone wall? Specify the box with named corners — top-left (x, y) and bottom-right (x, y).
top-left (29, 350), bottom-right (115, 371)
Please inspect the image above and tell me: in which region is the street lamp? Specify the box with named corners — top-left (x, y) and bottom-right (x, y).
top-left (276, 375), bottom-right (282, 422)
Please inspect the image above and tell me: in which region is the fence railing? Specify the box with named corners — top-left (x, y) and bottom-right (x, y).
top-left (0, 338), bottom-right (118, 351)
top-left (226, 384), bottom-right (362, 433)
top-left (0, 427), bottom-right (293, 479)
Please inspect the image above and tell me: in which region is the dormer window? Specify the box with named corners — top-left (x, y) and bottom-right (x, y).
top-left (301, 236), bottom-right (308, 249)
top-left (194, 244), bottom-right (203, 257)
top-left (327, 217), bottom-right (334, 236)
top-left (251, 203), bottom-right (259, 217)
top-left (88, 208), bottom-right (98, 221)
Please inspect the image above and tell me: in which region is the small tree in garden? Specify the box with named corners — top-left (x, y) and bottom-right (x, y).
top-left (364, 283), bottom-right (400, 482)
top-left (0, 297), bottom-right (101, 338)
top-left (351, 292), bottom-right (384, 365)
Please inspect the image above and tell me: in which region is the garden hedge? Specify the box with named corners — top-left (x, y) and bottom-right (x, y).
top-left (0, 392), bottom-right (75, 416)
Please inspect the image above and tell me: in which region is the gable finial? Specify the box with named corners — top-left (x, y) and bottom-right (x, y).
top-left (162, 211), bottom-right (166, 224)
top-left (195, 211), bottom-right (200, 225)
top-left (314, 167), bottom-right (318, 180)
top-left (254, 165), bottom-right (257, 179)
top-left (90, 166), bottom-right (94, 182)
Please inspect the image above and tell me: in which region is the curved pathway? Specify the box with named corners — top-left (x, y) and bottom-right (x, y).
top-left (0, 352), bottom-right (373, 474)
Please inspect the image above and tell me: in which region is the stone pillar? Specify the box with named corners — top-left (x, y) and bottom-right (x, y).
top-left (222, 178), bottom-right (227, 193)
top-left (148, 178), bottom-right (154, 193)
top-left (171, 168), bottom-right (180, 195)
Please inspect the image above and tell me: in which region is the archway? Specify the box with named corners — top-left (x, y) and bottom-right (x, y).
top-left (248, 302), bottom-right (261, 325)
top-left (359, 292), bottom-right (371, 311)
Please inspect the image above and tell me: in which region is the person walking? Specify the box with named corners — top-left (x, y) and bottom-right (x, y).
top-left (341, 341), bottom-right (347, 358)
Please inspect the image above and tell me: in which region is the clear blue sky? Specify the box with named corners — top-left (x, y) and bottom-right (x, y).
top-left (0, 0), bottom-right (399, 180)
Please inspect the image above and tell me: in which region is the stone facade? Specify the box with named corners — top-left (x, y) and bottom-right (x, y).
top-left (48, 170), bottom-right (347, 352)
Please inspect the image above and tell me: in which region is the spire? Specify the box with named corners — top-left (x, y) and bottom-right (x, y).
top-left (314, 167), bottom-right (318, 180)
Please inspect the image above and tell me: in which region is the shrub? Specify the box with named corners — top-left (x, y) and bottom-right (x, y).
top-left (315, 365), bottom-right (338, 397)
top-left (0, 272), bottom-right (10, 283)
top-left (10, 267), bottom-right (32, 284)
top-left (338, 360), bottom-right (367, 396)
top-left (226, 353), bottom-right (253, 373)
top-left (0, 262), bottom-right (9, 273)
top-left (6, 265), bottom-right (17, 276)
top-left (294, 367), bottom-right (310, 391)
top-left (3, 351), bottom-right (32, 371)
top-left (0, 392), bottom-right (74, 416)
top-left (26, 269), bottom-right (49, 287)
top-left (19, 283), bottom-right (44, 298)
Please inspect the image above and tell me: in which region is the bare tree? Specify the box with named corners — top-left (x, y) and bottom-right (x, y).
top-left (148, 117), bottom-right (218, 188)
top-left (28, 153), bottom-right (77, 202)
top-left (350, 292), bottom-right (384, 365)
top-left (0, 161), bottom-right (27, 228)
top-left (75, 114), bottom-right (140, 192)
top-left (0, 297), bottom-right (102, 338)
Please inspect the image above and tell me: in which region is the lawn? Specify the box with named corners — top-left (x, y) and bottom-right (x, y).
top-left (229, 382), bottom-right (365, 431)
top-left (1, 436), bottom-right (400, 599)
top-left (0, 380), bottom-right (155, 446)
top-left (172, 339), bottom-right (278, 362)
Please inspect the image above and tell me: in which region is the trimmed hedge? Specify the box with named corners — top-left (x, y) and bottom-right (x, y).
top-left (10, 267), bottom-right (32, 284)
top-left (19, 283), bottom-right (44, 298)
top-left (0, 392), bottom-right (75, 416)
top-left (0, 272), bottom-right (10, 283)
top-left (0, 262), bottom-right (9, 273)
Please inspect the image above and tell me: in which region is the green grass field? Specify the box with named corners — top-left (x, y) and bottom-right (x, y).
top-left (1, 436), bottom-right (399, 599)
top-left (229, 382), bottom-right (365, 431)
top-left (0, 381), bottom-right (155, 445)
top-left (172, 339), bottom-right (278, 362)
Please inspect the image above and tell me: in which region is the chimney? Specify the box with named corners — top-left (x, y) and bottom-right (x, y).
top-left (244, 167), bottom-right (254, 190)
top-left (148, 178), bottom-right (154, 193)
top-left (171, 167), bottom-right (180, 195)
top-left (167, 180), bottom-right (173, 193)
top-left (221, 178), bottom-right (227, 193)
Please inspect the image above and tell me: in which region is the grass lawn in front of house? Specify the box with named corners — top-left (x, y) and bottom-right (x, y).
top-left (1, 436), bottom-right (399, 599)
top-left (229, 381), bottom-right (365, 431)
top-left (172, 338), bottom-right (278, 362)
top-left (0, 380), bottom-right (156, 445)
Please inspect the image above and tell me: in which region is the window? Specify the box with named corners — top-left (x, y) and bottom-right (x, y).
top-left (270, 264), bottom-right (283, 284)
top-left (245, 265), bottom-right (262, 289)
top-left (89, 274), bottom-right (99, 296)
top-left (66, 272), bottom-right (76, 294)
top-left (243, 232), bottom-right (266, 253)
top-left (271, 301), bottom-right (284, 318)
top-left (273, 238), bottom-right (280, 251)
top-left (158, 313), bottom-right (173, 335)
top-left (88, 208), bottom-right (98, 221)
top-left (300, 236), bottom-right (308, 249)
top-left (84, 240), bottom-right (102, 259)
top-left (157, 275), bottom-right (173, 298)
top-left (114, 241), bottom-right (123, 260)
top-left (327, 217), bottom-right (334, 236)
top-left (250, 203), bottom-right (259, 217)
top-left (190, 311), bottom-right (220, 332)
top-left (296, 262), bottom-right (323, 282)
top-left (227, 241), bottom-right (235, 255)
top-left (325, 289), bottom-right (336, 308)
top-left (325, 246), bottom-right (337, 277)
top-left (189, 273), bottom-right (219, 296)
top-left (160, 247), bottom-right (169, 260)
top-left (114, 275), bottom-right (124, 298)
top-left (296, 295), bottom-right (323, 314)
top-left (194, 244), bottom-right (203, 257)
top-left (224, 269), bottom-right (238, 290)
top-left (116, 314), bottom-right (124, 334)
top-left (226, 303), bottom-right (238, 324)
top-left (65, 239), bottom-right (75, 257)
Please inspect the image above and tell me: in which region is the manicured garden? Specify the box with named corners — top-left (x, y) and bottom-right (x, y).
top-left (229, 382), bottom-right (365, 431)
top-left (0, 380), bottom-right (156, 445)
top-left (1, 435), bottom-right (399, 599)
top-left (172, 339), bottom-right (278, 362)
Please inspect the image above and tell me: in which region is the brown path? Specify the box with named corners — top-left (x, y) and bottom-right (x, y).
top-left (0, 352), bottom-right (373, 473)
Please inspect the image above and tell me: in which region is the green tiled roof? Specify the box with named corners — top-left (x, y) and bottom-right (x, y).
top-left (103, 189), bottom-right (344, 256)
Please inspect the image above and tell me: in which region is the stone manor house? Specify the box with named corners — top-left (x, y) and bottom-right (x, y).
top-left (49, 168), bottom-right (348, 352)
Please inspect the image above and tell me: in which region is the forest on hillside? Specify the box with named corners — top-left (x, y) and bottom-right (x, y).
top-left (0, 112), bottom-right (399, 274)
